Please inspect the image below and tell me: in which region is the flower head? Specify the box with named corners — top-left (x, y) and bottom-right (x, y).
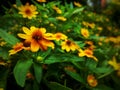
top-left (18, 3), bottom-right (38, 19)
top-left (53, 6), bottom-right (62, 14)
top-left (78, 49), bottom-right (98, 61)
top-left (18, 26), bottom-right (54, 52)
top-left (53, 32), bottom-right (67, 41)
top-left (87, 74), bottom-right (98, 87)
top-left (56, 16), bottom-right (67, 21)
top-left (61, 40), bottom-right (79, 52)
top-left (81, 28), bottom-right (89, 38)
top-left (9, 42), bottom-right (24, 55)
top-left (108, 56), bottom-right (120, 70)
top-left (74, 1), bottom-right (82, 7)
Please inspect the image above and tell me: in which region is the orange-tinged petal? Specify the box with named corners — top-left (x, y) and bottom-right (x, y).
top-left (31, 40), bottom-right (40, 52)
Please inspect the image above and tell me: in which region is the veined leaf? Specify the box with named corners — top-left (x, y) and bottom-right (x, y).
top-left (33, 63), bottom-right (42, 83)
top-left (0, 29), bottom-right (19, 45)
top-left (13, 59), bottom-right (33, 87)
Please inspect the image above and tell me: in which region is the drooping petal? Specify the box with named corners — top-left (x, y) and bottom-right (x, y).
top-left (31, 40), bottom-right (40, 52)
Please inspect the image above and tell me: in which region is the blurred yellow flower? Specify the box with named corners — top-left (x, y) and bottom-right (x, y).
top-left (0, 41), bottom-right (6, 46)
top-left (53, 6), bottom-right (62, 14)
top-left (97, 27), bottom-right (103, 31)
top-left (18, 26), bottom-right (54, 52)
top-left (18, 3), bottom-right (38, 19)
top-left (74, 1), bottom-right (82, 7)
top-left (61, 40), bottom-right (79, 52)
top-left (108, 56), bottom-right (120, 70)
top-left (56, 16), bottom-right (67, 21)
top-left (37, 0), bottom-right (46, 3)
top-left (9, 43), bottom-right (24, 55)
top-left (78, 49), bottom-right (98, 61)
top-left (87, 74), bottom-right (98, 87)
top-left (81, 28), bottom-right (89, 38)
top-left (88, 23), bottom-right (95, 29)
top-left (53, 32), bottom-right (67, 41)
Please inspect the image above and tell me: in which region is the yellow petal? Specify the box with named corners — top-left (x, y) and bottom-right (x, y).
top-left (31, 40), bottom-right (39, 52)
top-left (18, 34), bottom-right (30, 39)
top-left (22, 27), bottom-right (31, 35)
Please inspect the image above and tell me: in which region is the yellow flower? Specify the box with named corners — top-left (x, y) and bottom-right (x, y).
top-left (56, 16), bottom-right (67, 21)
top-left (53, 6), bottom-right (62, 14)
top-left (88, 23), bottom-right (95, 29)
top-left (97, 27), bottom-right (103, 31)
top-left (61, 40), bottom-right (79, 52)
top-left (37, 0), bottom-right (46, 3)
top-left (9, 42), bottom-right (24, 55)
top-left (78, 49), bottom-right (98, 61)
top-left (108, 56), bottom-right (120, 70)
top-left (18, 26), bottom-right (54, 52)
top-left (53, 32), bottom-right (67, 41)
top-left (87, 74), bottom-right (98, 87)
top-left (74, 1), bottom-right (82, 7)
top-left (81, 28), bottom-right (89, 38)
top-left (18, 3), bottom-right (38, 19)
top-left (0, 41), bottom-right (6, 46)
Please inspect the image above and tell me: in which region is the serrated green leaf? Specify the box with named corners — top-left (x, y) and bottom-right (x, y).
top-left (13, 59), bottom-right (33, 87)
top-left (33, 63), bottom-right (42, 83)
top-left (65, 70), bottom-right (85, 84)
top-left (48, 82), bottom-right (72, 90)
top-left (0, 29), bottom-right (19, 45)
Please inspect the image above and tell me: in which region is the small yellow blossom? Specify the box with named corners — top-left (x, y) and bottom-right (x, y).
top-left (18, 3), bottom-right (38, 19)
top-left (74, 1), bottom-right (82, 7)
top-left (88, 23), bottom-right (95, 29)
top-left (61, 40), bottom-right (79, 52)
top-left (0, 41), bottom-right (6, 46)
top-left (56, 16), bottom-right (67, 21)
top-left (53, 6), bottom-right (62, 14)
top-left (97, 27), bottom-right (103, 31)
top-left (78, 49), bottom-right (98, 61)
top-left (87, 74), bottom-right (98, 87)
top-left (9, 42), bottom-right (24, 55)
top-left (53, 32), bottom-right (67, 41)
top-left (108, 56), bottom-right (120, 70)
top-left (37, 0), bottom-right (46, 3)
top-left (81, 28), bottom-right (89, 38)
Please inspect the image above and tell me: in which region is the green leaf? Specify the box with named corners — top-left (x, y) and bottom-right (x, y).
top-left (0, 47), bottom-right (9, 60)
top-left (33, 63), bottom-right (42, 83)
top-left (0, 29), bottom-right (19, 45)
top-left (16, 0), bottom-right (22, 7)
top-left (94, 67), bottom-right (112, 74)
top-left (13, 59), bottom-right (33, 87)
top-left (44, 54), bottom-right (84, 64)
top-left (65, 70), bottom-right (85, 84)
top-left (93, 85), bottom-right (113, 90)
top-left (48, 82), bottom-right (72, 90)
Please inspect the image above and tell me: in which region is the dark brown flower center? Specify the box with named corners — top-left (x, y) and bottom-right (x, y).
top-left (32, 31), bottom-right (43, 41)
top-left (25, 9), bottom-right (32, 15)
top-left (66, 40), bottom-right (72, 46)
